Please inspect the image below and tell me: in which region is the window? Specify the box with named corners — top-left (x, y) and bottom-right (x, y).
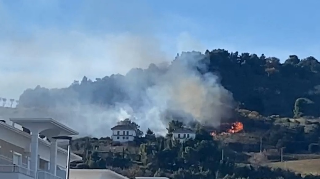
top-left (126, 131), bottom-right (129, 135)
top-left (117, 131), bottom-right (120, 135)
top-left (13, 152), bottom-right (22, 165)
top-left (187, 134), bottom-right (190, 138)
top-left (184, 134), bottom-right (186, 138)
top-left (178, 134), bottom-right (180, 138)
top-left (123, 137), bottom-right (125, 139)
top-left (126, 137), bottom-right (129, 139)
top-left (117, 137), bottom-right (119, 139)
top-left (123, 131), bottom-right (125, 135)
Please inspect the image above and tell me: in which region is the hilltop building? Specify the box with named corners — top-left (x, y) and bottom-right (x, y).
top-left (172, 128), bottom-right (196, 142)
top-left (111, 124), bottom-right (137, 143)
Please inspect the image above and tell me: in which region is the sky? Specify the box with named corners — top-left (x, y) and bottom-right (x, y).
top-left (0, 0), bottom-right (320, 100)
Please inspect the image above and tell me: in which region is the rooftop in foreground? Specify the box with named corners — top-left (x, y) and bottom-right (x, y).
top-left (70, 169), bottom-right (129, 179)
top-left (10, 117), bottom-right (79, 136)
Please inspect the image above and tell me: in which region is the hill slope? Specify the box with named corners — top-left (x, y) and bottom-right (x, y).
top-left (13, 49), bottom-right (320, 135)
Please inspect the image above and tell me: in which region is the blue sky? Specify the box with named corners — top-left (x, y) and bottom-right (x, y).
top-left (0, 0), bottom-right (320, 99)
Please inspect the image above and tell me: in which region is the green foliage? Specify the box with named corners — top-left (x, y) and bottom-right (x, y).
top-left (18, 50), bottom-right (320, 117)
top-left (18, 50), bottom-right (320, 179)
top-left (167, 120), bottom-right (184, 133)
top-left (293, 98), bottom-right (314, 118)
top-left (118, 118), bottom-right (143, 137)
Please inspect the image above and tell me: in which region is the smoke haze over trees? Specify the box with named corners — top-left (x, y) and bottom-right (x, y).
top-left (17, 51), bottom-right (234, 136)
top-left (16, 49), bottom-right (320, 136)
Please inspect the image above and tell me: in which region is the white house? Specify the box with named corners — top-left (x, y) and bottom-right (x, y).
top-left (0, 118), bottom-right (82, 179)
top-left (172, 128), bottom-right (196, 142)
top-left (111, 124), bottom-right (136, 143)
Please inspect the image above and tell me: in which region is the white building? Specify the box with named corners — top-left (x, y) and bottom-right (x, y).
top-left (0, 118), bottom-right (82, 179)
top-left (111, 125), bottom-right (136, 143)
top-left (172, 128), bottom-right (196, 142)
top-left (70, 169), bottom-right (169, 179)
top-left (70, 169), bottom-right (129, 179)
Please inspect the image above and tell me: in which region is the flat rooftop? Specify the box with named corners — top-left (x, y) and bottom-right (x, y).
top-left (10, 118), bottom-right (78, 136)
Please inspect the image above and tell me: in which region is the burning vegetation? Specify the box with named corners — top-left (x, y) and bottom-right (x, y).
top-left (210, 121), bottom-right (244, 136)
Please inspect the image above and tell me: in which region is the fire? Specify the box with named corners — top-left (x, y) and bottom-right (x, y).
top-left (227, 122), bottom-right (244, 133)
top-left (210, 121), bottom-right (244, 136)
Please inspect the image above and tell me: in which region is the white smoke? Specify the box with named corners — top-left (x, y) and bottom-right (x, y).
top-left (11, 51), bottom-right (234, 137)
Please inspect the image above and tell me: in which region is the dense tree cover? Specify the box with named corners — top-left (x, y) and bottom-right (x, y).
top-left (16, 49), bottom-right (320, 178)
top-left (18, 49), bottom-right (320, 117)
top-left (71, 122), bottom-right (320, 179)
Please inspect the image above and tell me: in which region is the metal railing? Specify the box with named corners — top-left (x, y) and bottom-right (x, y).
top-left (0, 154), bottom-right (62, 179)
top-left (0, 154), bottom-right (28, 168)
top-left (37, 170), bottom-right (62, 179)
top-left (0, 154), bottom-right (13, 165)
top-left (0, 164), bottom-right (35, 177)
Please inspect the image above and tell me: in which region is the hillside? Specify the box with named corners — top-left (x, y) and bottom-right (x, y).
top-left (17, 49), bottom-right (320, 118)
top-left (5, 49), bottom-right (320, 179)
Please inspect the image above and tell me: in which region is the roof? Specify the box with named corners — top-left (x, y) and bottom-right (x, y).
top-left (172, 128), bottom-right (195, 134)
top-left (0, 121), bottom-right (82, 161)
top-left (111, 125), bottom-right (135, 130)
top-left (70, 169), bottom-right (128, 179)
top-left (10, 118), bottom-right (79, 136)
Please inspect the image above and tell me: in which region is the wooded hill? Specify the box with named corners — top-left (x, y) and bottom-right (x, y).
top-left (18, 49), bottom-right (320, 118)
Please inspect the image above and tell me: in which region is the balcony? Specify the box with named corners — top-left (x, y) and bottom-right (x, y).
top-left (0, 164), bottom-right (35, 178)
top-left (37, 170), bottom-right (62, 179)
top-left (0, 154), bottom-right (62, 179)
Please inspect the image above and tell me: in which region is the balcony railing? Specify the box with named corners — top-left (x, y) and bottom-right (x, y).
top-left (0, 154), bottom-right (62, 179)
top-left (0, 154), bottom-right (28, 168)
top-left (37, 170), bottom-right (62, 179)
top-left (0, 164), bottom-right (35, 177)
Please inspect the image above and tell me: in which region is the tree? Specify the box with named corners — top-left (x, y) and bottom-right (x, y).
top-left (293, 98), bottom-right (314, 118)
top-left (145, 128), bottom-right (156, 141)
top-left (167, 120), bottom-right (184, 134)
top-left (9, 99), bottom-right (14, 108)
top-left (118, 118), bottom-right (143, 137)
top-left (2, 98), bottom-right (6, 107)
top-left (284, 55), bottom-right (300, 65)
top-left (146, 128), bottom-right (154, 135)
top-left (195, 126), bottom-right (213, 141)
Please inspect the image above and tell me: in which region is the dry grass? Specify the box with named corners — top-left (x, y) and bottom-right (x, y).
top-left (268, 159), bottom-right (320, 176)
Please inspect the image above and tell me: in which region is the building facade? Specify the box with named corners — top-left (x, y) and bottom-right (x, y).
top-left (0, 118), bottom-right (82, 179)
top-left (172, 128), bottom-right (196, 143)
top-left (111, 125), bottom-right (136, 143)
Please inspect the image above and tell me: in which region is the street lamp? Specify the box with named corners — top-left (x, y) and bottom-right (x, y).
top-left (52, 136), bottom-right (72, 179)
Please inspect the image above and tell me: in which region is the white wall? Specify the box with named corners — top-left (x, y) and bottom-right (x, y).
top-left (111, 129), bottom-right (136, 143)
top-left (0, 124), bottom-right (80, 169)
top-left (112, 136), bottom-right (135, 142)
top-left (172, 133), bottom-right (196, 143)
top-left (112, 130), bottom-right (136, 136)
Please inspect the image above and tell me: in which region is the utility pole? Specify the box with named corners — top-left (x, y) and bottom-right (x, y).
top-left (221, 149), bottom-right (224, 161)
top-left (280, 147), bottom-right (284, 162)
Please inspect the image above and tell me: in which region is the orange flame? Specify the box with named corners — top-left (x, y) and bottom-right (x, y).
top-left (210, 121), bottom-right (244, 137)
top-left (227, 122), bottom-right (244, 133)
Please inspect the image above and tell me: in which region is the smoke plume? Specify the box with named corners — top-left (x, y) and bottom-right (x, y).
top-left (13, 51), bottom-right (234, 137)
